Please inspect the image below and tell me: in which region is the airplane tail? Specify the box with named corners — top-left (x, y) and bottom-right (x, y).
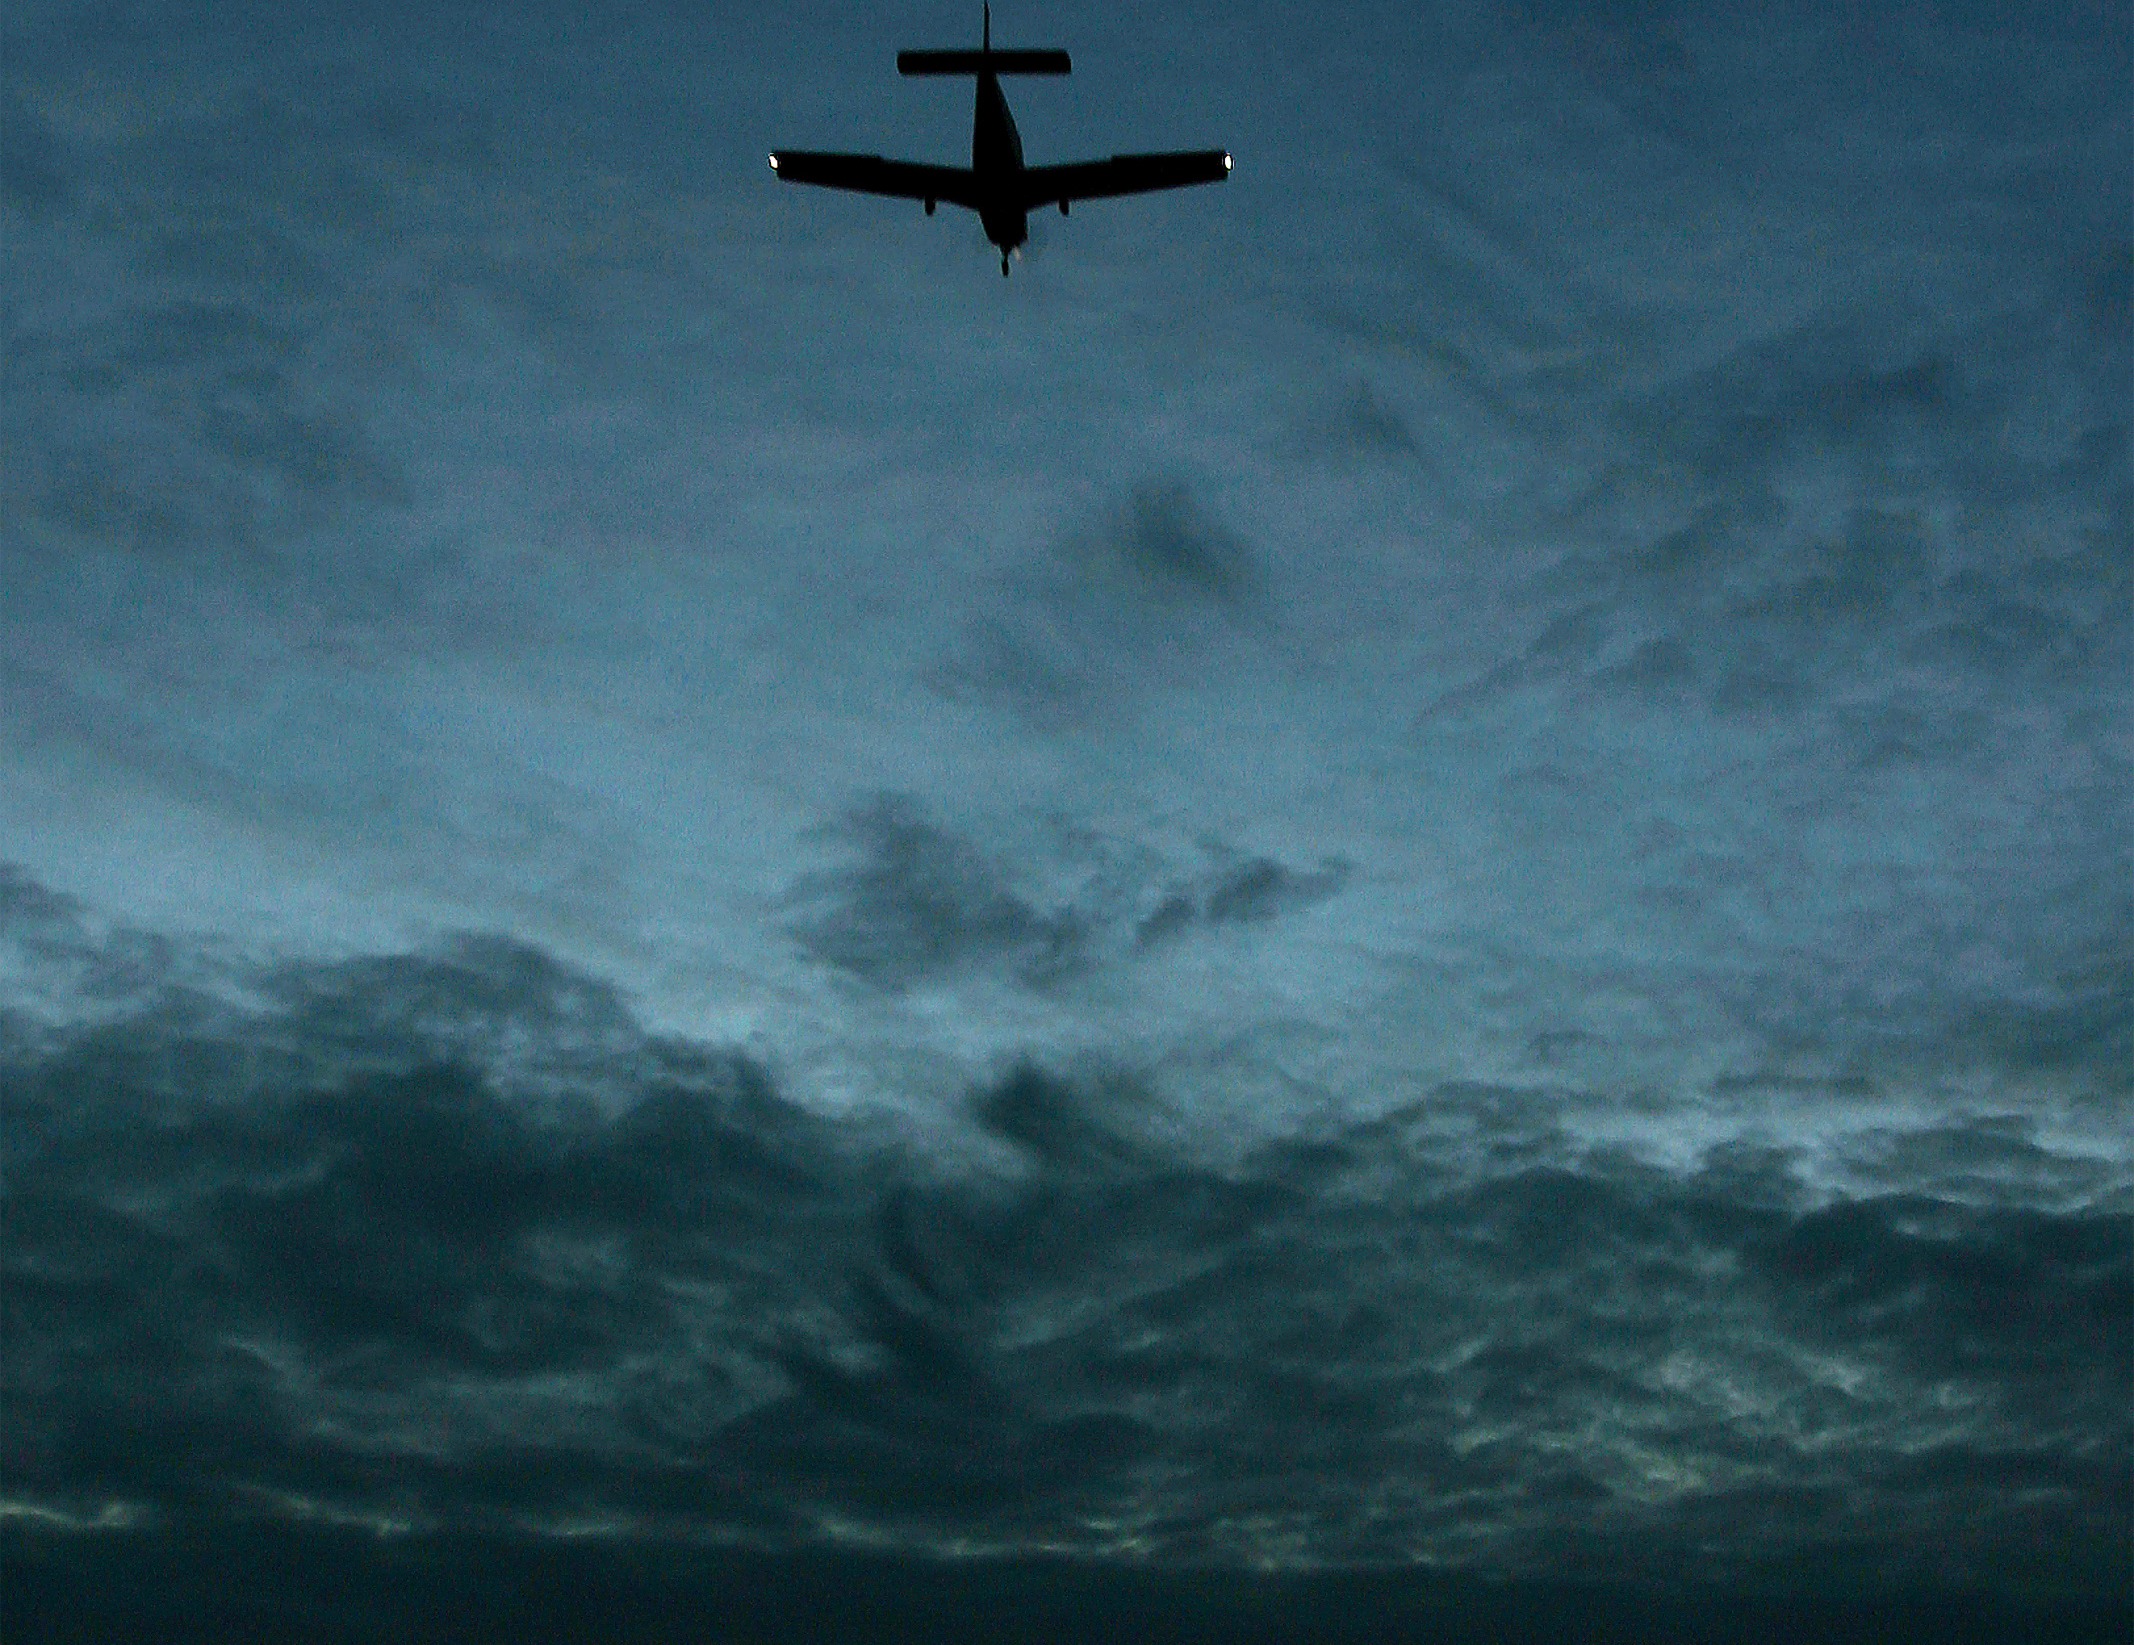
top-left (899, 5), bottom-right (1069, 74)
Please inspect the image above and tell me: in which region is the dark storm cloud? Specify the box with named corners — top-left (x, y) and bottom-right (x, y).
top-left (786, 800), bottom-right (1352, 988)
top-left (4, 874), bottom-right (2126, 1596)
top-left (786, 797), bottom-right (1089, 989)
top-left (1135, 853), bottom-right (1352, 945)
top-left (0, 862), bottom-right (86, 942)
top-left (0, 863), bottom-right (178, 1018)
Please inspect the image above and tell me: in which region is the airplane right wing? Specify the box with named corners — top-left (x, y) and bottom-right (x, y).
top-left (1018, 150), bottom-right (1231, 209)
top-left (769, 152), bottom-right (981, 209)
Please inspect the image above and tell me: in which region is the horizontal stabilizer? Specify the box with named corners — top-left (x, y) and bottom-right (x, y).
top-left (898, 49), bottom-right (1070, 75)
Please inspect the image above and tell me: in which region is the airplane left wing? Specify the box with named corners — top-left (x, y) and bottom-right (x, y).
top-left (769, 152), bottom-right (981, 209)
top-left (1018, 150), bottom-right (1231, 209)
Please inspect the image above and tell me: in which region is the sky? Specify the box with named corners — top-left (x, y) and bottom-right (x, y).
top-left (2, 0), bottom-right (2129, 1637)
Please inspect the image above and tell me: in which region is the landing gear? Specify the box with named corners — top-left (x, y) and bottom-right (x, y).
top-left (924, 198), bottom-right (935, 215)
top-left (1059, 200), bottom-right (1069, 216)
top-left (1001, 255), bottom-right (1011, 276)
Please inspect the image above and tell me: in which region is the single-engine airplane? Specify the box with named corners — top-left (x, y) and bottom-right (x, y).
top-left (770, 7), bottom-right (1230, 275)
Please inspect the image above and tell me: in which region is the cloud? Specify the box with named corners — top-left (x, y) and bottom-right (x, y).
top-left (1087, 481), bottom-right (1265, 610)
top-left (1424, 240), bottom-right (2130, 732)
top-left (0, 2), bottom-right (2127, 1620)
top-left (3, 874), bottom-right (2126, 1596)
top-left (2, 51), bottom-right (430, 589)
top-left (784, 799), bottom-right (1355, 991)
top-left (785, 797), bottom-right (1090, 990)
top-left (22, 292), bottom-right (410, 565)
top-left (931, 479), bottom-right (1277, 732)
top-left (1136, 854), bottom-right (1352, 946)
top-left (924, 619), bottom-right (1104, 735)
top-left (1391, 256), bottom-right (2131, 1105)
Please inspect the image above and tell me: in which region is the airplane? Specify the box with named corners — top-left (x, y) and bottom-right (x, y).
top-left (769, 6), bottom-right (1230, 275)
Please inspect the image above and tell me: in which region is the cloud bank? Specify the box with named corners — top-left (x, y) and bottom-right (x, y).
top-left (5, 877), bottom-right (2125, 1601)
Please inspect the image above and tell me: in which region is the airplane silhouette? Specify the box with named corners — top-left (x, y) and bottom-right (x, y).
top-left (770, 7), bottom-right (1230, 275)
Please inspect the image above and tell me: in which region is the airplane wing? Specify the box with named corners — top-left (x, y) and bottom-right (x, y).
top-left (1018, 150), bottom-right (1231, 209)
top-left (769, 152), bottom-right (981, 209)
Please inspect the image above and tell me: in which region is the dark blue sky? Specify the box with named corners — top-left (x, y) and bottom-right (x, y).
top-left (2, 0), bottom-right (2128, 1635)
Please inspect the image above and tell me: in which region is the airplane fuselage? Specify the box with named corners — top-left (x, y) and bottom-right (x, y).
top-left (972, 71), bottom-right (1029, 255)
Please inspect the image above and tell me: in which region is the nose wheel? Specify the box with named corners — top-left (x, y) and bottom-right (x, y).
top-left (1001, 255), bottom-right (1010, 276)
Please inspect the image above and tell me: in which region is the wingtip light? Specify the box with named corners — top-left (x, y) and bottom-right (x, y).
top-left (1223, 152), bottom-right (1233, 171)
top-left (768, 153), bottom-right (780, 170)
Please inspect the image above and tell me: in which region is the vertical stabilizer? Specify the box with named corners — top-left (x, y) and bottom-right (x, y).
top-left (898, 5), bottom-right (1070, 77)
